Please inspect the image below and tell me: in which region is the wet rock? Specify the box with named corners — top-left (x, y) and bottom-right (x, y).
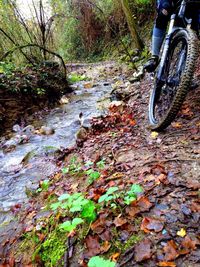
top-left (59, 95), bottom-right (69, 104)
top-left (39, 126), bottom-right (55, 135)
top-left (129, 66), bottom-right (144, 83)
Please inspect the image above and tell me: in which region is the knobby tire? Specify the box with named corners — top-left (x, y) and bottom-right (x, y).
top-left (149, 28), bottom-right (199, 131)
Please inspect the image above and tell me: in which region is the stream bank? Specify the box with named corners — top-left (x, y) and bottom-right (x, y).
top-left (0, 62), bottom-right (70, 135)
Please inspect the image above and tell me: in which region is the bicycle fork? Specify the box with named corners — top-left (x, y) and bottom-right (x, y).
top-left (157, 14), bottom-right (176, 81)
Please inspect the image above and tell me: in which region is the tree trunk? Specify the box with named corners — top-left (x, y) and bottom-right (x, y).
top-left (121, 0), bottom-right (144, 50)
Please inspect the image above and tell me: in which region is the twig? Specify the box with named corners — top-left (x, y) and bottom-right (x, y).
top-left (143, 157), bottom-right (200, 166)
top-left (117, 246), bottom-right (135, 267)
top-left (64, 237), bottom-right (70, 267)
top-left (117, 253), bottom-right (134, 267)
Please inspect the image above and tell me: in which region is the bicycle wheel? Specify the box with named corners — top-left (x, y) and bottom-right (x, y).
top-left (149, 28), bottom-right (199, 131)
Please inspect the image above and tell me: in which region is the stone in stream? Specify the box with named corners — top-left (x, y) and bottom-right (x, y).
top-left (39, 126), bottom-right (55, 135)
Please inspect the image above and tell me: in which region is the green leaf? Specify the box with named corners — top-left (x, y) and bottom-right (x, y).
top-left (81, 201), bottom-right (96, 222)
top-left (106, 187), bottom-right (119, 195)
top-left (72, 218), bottom-right (84, 226)
top-left (69, 205), bottom-right (82, 212)
top-left (59, 218), bottom-right (83, 232)
top-left (96, 160), bottom-right (105, 169)
top-left (88, 256), bottom-right (116, 267)
top-left (131, 184), bottom-right (143, 194)
top-left (98, 194), bottom-right (109, 203)
top-left (50, 202), bottom-right (61, 210)
top-left (85, 161), bottom-right (94, 167)
top-left (60, 202), bottom-right (70, 209)
top-left (89, 171), bottom-right (100, 180)
top-left (58, 193), bottom-right (70, 201)
top-left (124, 195), bottom-right (136, 205)
top-left (62, 167), bottom-right (69, 174)
top-left (41, 179), bottom-right (49, 191)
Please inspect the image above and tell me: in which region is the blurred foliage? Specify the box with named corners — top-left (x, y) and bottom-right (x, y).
top-left (0, 0), bottom-right (154, 64)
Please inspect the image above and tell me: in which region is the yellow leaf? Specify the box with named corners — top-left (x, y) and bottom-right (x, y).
top-left (177, 228), bottom-right (186, 237)
top-left (151, 131), bottom-right (158, 139)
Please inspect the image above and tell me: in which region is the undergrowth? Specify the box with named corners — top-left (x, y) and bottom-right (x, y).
top-left (15, 155), bottom-right (144, 266)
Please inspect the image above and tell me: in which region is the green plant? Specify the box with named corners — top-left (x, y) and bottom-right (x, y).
top-left (59, 218), bottom-right (84, 232)
top-left (88, 256), bottom-right (116, 267)
top-left (68, 73), bottom-right (88, 83)
top-left (62, 156), bottom-right (82, 175)
top-left (98, 187), bottom-right (119, 205)
top-left (36, 179), bottom-right (50, 193)
top-left (96, 159), bottom-right (106, 169)
top-left (86, 169), bottom-right (101, 185)
top-left (35, 87), bottom-right (46, 95)
top-left (98, 184), bottom-right (143, 206)
top-left (0, 61), bottom-right (16, 76)
top-left (51, 192), bottom-right (97, 223)
top-left (123, 184), bottom-right (143, 205)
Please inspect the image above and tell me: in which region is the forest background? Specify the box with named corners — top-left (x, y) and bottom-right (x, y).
top-left (0, 0), bottom-right (154, 66)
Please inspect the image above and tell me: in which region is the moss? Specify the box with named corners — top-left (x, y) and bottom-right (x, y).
top-left (33, 229), bottom-right (66, 266)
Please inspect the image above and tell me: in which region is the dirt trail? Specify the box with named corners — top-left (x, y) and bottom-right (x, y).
top-left (1, 62), bottom-right (200, 266)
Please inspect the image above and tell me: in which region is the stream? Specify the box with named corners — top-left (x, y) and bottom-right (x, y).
top-left (0, 78), bottom-right (113, 242)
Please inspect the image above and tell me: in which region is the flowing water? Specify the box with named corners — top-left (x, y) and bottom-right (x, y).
top-left (0, 80), bottom-right (113, 242)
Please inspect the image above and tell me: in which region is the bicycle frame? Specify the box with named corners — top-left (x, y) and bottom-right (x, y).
top-left (156, 0), bottom-right (192, 81)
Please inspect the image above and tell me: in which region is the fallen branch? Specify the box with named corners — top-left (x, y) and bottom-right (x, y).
top-left (144, 157), bottom-right (200, 166)
top-left (0, 44), bottom-right (67, 77)
top-left (64, 237), bottom-right (70, 267)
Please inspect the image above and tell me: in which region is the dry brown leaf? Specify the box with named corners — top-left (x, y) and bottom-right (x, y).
top-left (141, 217), bottom-right (164, 233)
top-left (85, 235), bottom-right (101, 257)
top-left (91, 218), bottom-right (106, 234)
top-left (134, 239), bottom-right (152, 262)
top-left (126, 206), bottom-right (139, 217)
top-left (163, 240), bottom-right (179, 261)
top-left (191, 202), bottom-right (200, 212)
top-left (100, 241), bottom-right (111, 253)
top-left (110, 252), bottom-right (120, 262)
top-left (84, 82), bottom-right (93, 89)
top-left (113, 216), bottom-right (127, 227)
top-left (137, 196), bottom-right (153, 212)
top-left (157, 262), bottom-right (176, 267)
top-left (181, 235), bottom-right (197, 250)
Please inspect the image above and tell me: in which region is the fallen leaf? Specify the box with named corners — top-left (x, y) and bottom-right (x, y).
top-left (113, 216), bottom-right (127, 227)
top-left (158, 262), bottom-right (176, 267)
top-left (191, 201), bottom-right (200, 212)
top-left (134, 239), bottom-right (152, 262)
top-left (171, 122), bottom-right (182, 128)
top-left (151, 131), bottom-right (159, 139)
top-left (163, 240), bottom-right (179, 261)
top-left (91, 218), bottom-right (106, 234)
top-left (137, 197), bottom-right (153, 212)
top-left (126, 206), bottom-right (139, 217)
top-left (99, 230), bottom-right (111, 241)
top-left (110, 252), bottom-right (120, 262)
top-left (177, 228), bottom-right (186, 237)
top-left (84, 82), bottom-right (93, 89)
top-left (129, 119), bottom-right (136, 126)
top-left (85, 235), bottom-right (101, 257)
top-left (141, 217), bottom-right (164, 233)
top-left (100, 241), bottom-right (111, 253)
top-left (181, 235), bottom-right (197, 250)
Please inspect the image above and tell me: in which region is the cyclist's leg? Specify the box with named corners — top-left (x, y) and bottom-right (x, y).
top-left (144, 0), bottom-right (172, 72)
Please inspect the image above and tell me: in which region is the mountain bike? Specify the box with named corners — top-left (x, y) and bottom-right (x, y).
top-left (148, 0), bottom-right (200, 131)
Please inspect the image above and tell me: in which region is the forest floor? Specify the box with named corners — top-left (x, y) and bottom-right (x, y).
top-left (1, 61), bottom-right (200, 267)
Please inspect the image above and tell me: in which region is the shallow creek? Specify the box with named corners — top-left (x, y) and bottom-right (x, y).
top-left (0, 81), bottom-right (112, 241)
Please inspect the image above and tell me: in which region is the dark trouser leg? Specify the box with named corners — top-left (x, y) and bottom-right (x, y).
top-left (151, 9), bottom-right (171, 56)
